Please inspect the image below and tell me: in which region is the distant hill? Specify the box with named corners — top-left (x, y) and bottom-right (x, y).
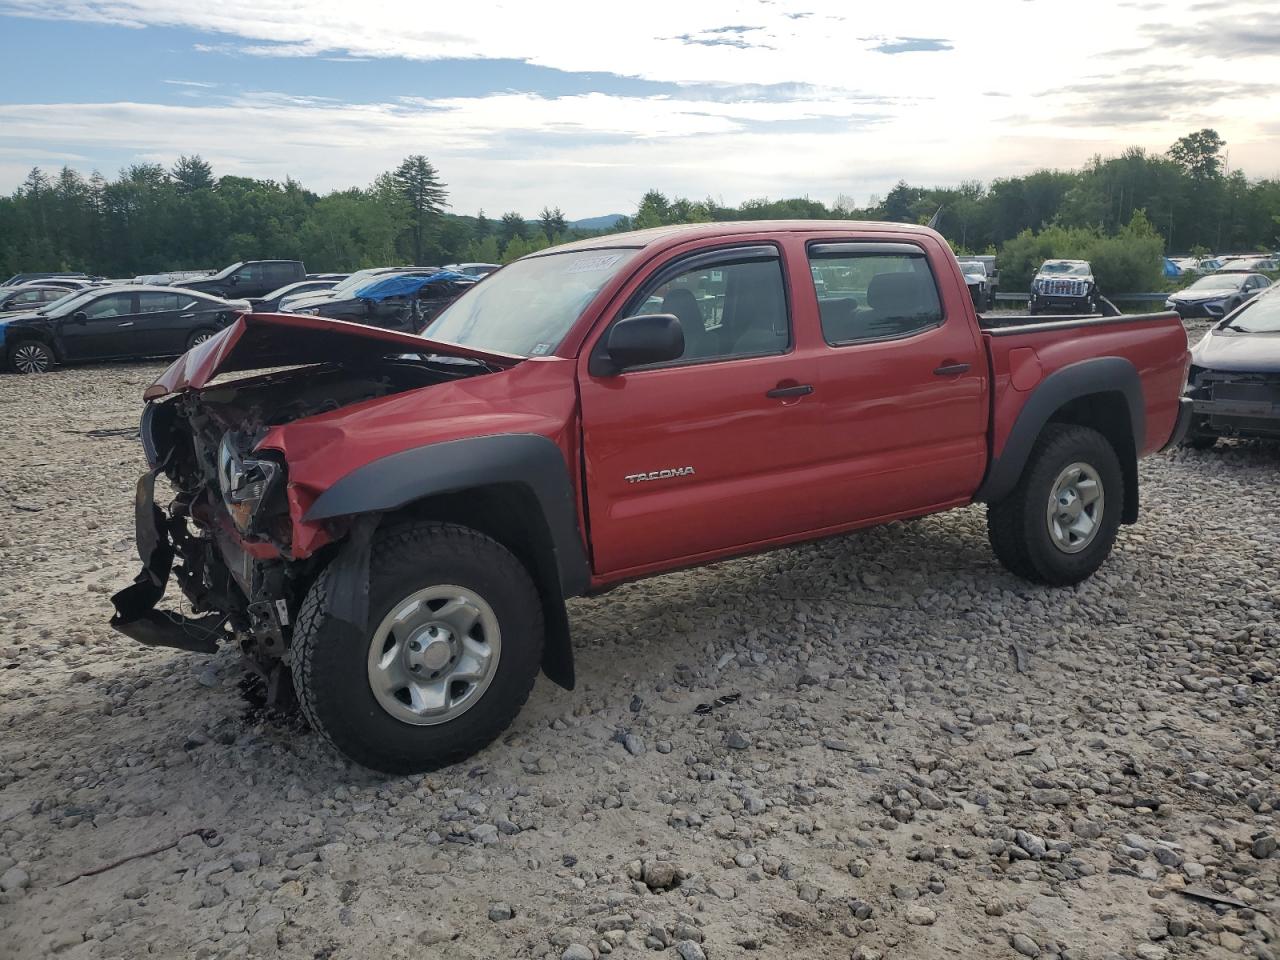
top-left (569, 214), bottom-right (626, 232)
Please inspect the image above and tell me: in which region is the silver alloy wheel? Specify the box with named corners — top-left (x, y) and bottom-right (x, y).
top-left (12, 343), bottom-right (51, 373)
top-left (366, 584), bottom-right (501, 726)
top-left (190, 331), bottom-right (214, 346)
top-left (1046, 461), bottom-right (1104, 554)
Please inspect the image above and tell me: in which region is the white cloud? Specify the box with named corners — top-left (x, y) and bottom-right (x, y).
top-left (0, 0), bottom-right (1278, 211)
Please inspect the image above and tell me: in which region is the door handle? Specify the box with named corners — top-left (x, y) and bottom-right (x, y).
top-left (179, 312), bottom-right (195, 318)
top-left (766, 383), bottom-right (814, 399)
top-left (933, 362), bottom-right (970, 376)
top-left (116, 321), bottom-right (134, 327)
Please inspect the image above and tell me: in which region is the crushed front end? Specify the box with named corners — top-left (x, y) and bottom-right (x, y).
top-left (1186, 368), bottom-right (1280, 441)
top-left (109, 358), bottom-right (468, 698)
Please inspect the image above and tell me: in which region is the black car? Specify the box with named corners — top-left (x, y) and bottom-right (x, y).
top-left (1167, 273), bottom-right (1270, 319)
top-left (291, 272), bottom-right (475, 331)
top-left (177, 260), bottom-right (306, 299)
top-left (2, 271), bottom-right (89, 286)
top-left (0, 284), bottom-right (70, 314)
top-left (249, 278), bottom-right (345, 313)
top-left (1, 285), bottom-right (248, 374)
top-left (1183, 286), bottom-right (1280, 448)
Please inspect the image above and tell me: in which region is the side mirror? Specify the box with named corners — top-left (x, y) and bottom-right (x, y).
top-left (602, 314), bottom-right (684, 373)
top-left (229, 275), bottom-right (240, 285)
top-left (72, 310), bottom-right (87, 324)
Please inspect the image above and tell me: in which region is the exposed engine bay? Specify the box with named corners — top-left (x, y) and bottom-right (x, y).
top-left (112, 357), bottom-right (482, 690)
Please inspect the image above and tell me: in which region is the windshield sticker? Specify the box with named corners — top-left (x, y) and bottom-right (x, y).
top-left (565, 254), bottom-right (624, 275)
top-left (531, 342), bottom-right (552, 356)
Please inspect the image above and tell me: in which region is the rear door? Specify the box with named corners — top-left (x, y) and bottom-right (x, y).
top-left (805, 240), bottom-right (989, 525)
top-left (58, 291), bottom-right (139, 360)
top-left (132, 291), bottom-right (187, 355)
top-left (578, 242), bottom-right (823, 576)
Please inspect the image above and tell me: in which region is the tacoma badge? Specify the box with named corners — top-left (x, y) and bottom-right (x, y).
top-left (625, 466), bottom-right (696, 484)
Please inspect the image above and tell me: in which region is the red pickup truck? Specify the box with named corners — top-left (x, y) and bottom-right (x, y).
top-left (111, 221), bottom-right (1192, 773)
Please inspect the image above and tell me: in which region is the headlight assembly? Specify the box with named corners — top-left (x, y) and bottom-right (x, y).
top-left (217, 433), bottom-right (284, 535)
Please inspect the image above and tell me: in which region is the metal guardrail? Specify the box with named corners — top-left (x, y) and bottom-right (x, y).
top-left (995, 292), bottom-right (1169, 304)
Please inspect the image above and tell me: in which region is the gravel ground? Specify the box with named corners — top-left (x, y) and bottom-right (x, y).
top-left (0, 337), bottom-right (1276, 960)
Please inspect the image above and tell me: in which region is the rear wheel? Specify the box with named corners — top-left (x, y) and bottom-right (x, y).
top-left (8, 339), bottom-right (54, 374)
top-left (987, 424), bottom-right (1123, 586)
top-left (291, 521), bottom-right (544, 774)
top-left (186, 328), bottom-right (217, 350)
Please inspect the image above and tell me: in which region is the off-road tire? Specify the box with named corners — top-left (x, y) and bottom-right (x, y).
top-left (987, 424), bottom-right (1123, 586)
top-left (291, 521), bottom-right (544, 774)
top-left (8, 339), bottom-right (54, 374)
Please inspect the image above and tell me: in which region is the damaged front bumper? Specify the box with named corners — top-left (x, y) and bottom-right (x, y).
top-left (109, 469), bottom-right (229, 654)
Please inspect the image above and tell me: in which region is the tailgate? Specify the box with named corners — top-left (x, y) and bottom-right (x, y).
top-left (983, 313), bottom-right (1189, 459)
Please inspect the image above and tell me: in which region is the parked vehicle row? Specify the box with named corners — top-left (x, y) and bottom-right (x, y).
top-left (1, 286), bottom-right (249, 373)
top-left (2, 255), bottom-right (490, 372)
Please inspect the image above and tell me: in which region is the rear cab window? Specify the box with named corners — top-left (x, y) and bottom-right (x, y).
top-left (806, 242), bottom-right (944, 346)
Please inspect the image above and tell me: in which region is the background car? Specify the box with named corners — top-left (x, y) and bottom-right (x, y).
top-left (958, 259), bottom-right (994, 311)
top-left (0, 284), bottom-right (70, 314)
top-left (1029, 259), bottom-right (1099, 314)
top-left (1183, 285), bottom-right (1280, 448)
top-left (1166, 273), bottom-right (1270, 319)
top-left (1, 285), bottom-right (248, 374)
top-left (1, 271), bottom-right (89, 285)
top-left (294, 271), bottom-right (475, 331)
top-left (176, 260), bottom-right (305, 299)
top-left (444, 262), bottom-right (501, 278)
top-left (249, 277), bottom-right (346, 313)
top-left (1215, 256), bottom-right (1279, 273)
top-left (278, 266), bottom-right (440, 313)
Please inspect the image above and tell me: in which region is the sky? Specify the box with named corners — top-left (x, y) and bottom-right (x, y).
top-left (0, 0), bottom-right (1277, 219)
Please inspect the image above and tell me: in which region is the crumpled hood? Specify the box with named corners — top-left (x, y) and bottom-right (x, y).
top-left (144, 312), bottom-right (521, 400)
top-left (1192, 330), bottom-right (1280, 372)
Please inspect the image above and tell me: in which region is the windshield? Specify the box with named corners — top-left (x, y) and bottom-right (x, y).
top-left (1188, 275), bottom-right (1242, 291)
top-left (960, 261), bottom-right (985, 277)
top-left (209, 261), bottom-right (245, 281)
top-left (1224, 289), bottom-right (1280, 333)
top-left (423, 249), bottom-right (639, 357)
top-left (1040, 261), bottom-right (1090, 276)
top-left (39, 288), bottom-right (106, 317)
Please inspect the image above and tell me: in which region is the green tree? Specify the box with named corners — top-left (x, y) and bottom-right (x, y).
top-left (499, 211), bottom-right (527, 245)
top-left (172, 155), bottom-right (215, 193)
top-left (391, 155), bottom-right (448, 266)
top-left (538, 206), bottom-right (567, 241)
top-left (1168, 129), bottom-right (1225, 180)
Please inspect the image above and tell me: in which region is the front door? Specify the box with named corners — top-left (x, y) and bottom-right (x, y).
top-left (805, 240), bottom-right (989, 525)
top-left (58, 291), bottom-right (139, 360)
top-left (579, 244), bottom-right (822, 577)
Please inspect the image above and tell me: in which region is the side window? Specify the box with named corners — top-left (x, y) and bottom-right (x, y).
top-left (807, 247), bottom-right (943, 345)
top-left (234, 263), bottom-right (260, 283)
top-left (82, 293), bottom-right (135, 319)
top-left (14, 289), bottom-right (46, 304)
top-left (138, 292), bottom-right (181, 313)
top-left (625, 254), bottom-right (789, 365)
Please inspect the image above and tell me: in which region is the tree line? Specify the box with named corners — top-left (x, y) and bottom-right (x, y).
top-left (0, 129), bottom-right (1275, 284)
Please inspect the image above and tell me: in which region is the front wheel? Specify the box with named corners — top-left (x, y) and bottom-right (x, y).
top-left (8, 339), bottom-right (54, 374)
top-left (291, 521), bottom-right (544, 774)
top-left (987, 424), bottom-right (1124, 586)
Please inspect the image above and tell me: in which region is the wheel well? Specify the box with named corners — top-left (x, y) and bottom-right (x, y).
top-left (381, 483), bottom-right (575, 689)
top-left (6, 331), bottom-right (60, 363)
top-left (1047, 391), bottom-right (1139, 523)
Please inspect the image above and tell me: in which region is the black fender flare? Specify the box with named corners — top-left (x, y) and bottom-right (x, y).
top-left (304, 433), bottom-right (589, 690)
top-left (975, 357), bottom-right (1144, 521)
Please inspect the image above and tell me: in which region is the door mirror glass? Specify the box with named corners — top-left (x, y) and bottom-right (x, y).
top-left (604, 314), bottom-right (684, 372)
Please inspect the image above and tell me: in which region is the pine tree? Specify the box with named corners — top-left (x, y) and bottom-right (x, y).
top-left (392, 155), bottom-right (449, 266)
